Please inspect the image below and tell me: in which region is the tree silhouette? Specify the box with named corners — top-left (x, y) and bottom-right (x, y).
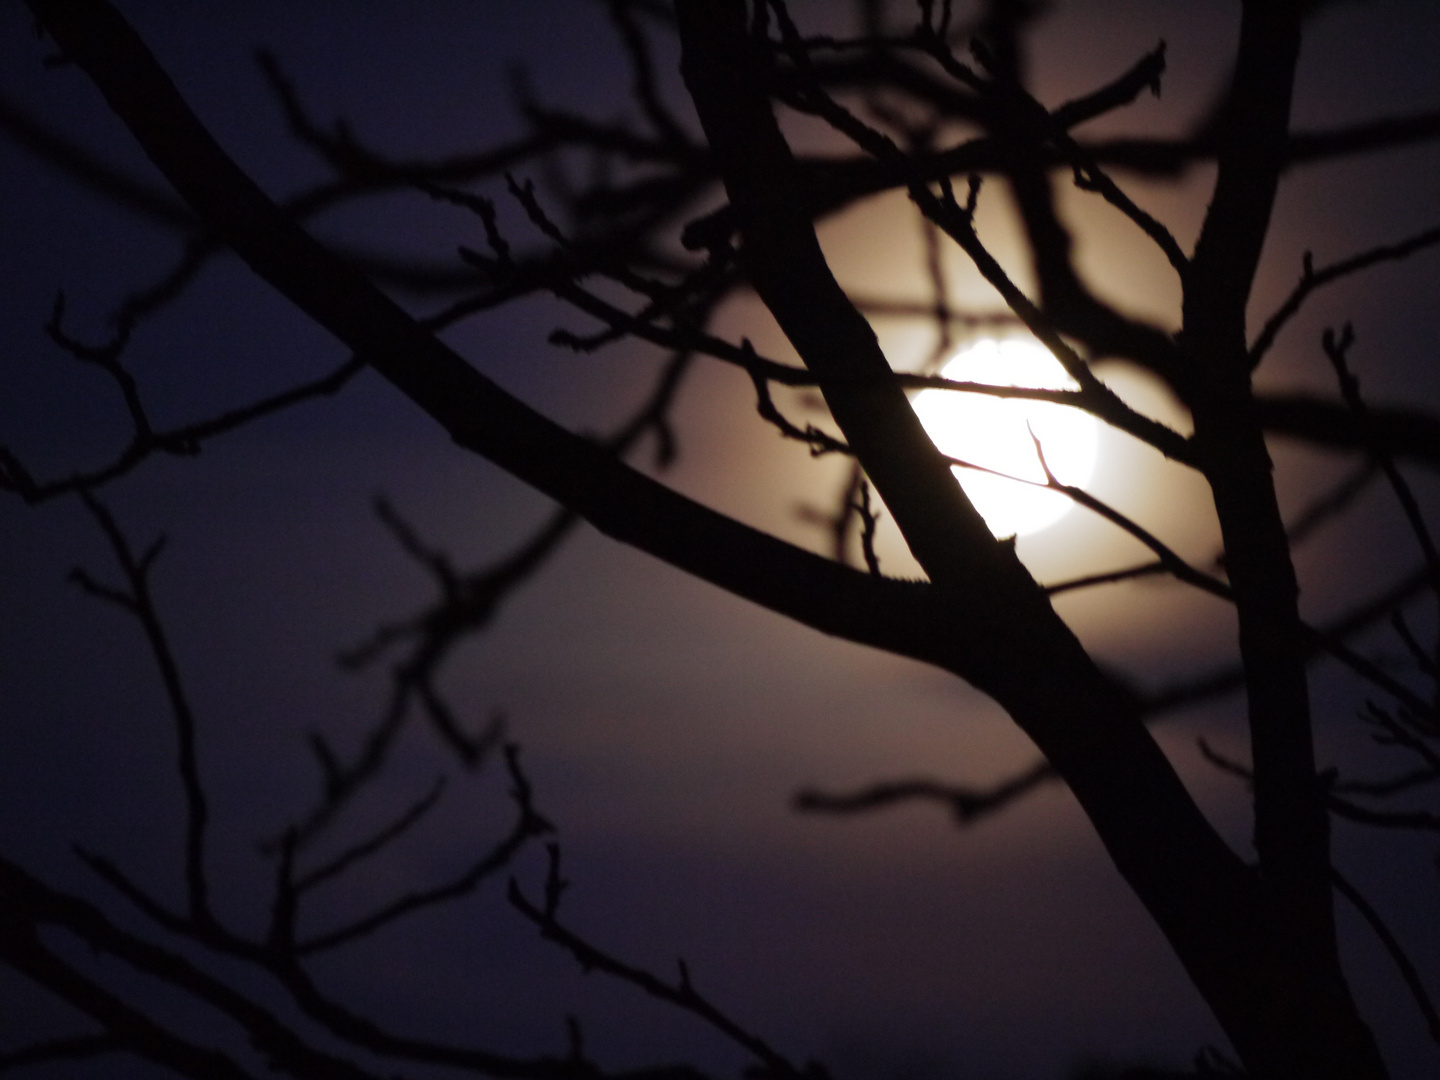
top-left (3, 1), bottom-right (1440, 1078)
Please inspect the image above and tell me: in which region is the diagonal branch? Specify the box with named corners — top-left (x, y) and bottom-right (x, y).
top-left (0, 1034), bottom-right (118, 1071)
top-left (1, 354), bottom-right (364, 504)
top-left (33, 7), bottom-right (1265, 1065)
top-left (0, 857), bottom-right (365, 1080)
top-left (682, 0), bottom-right (1012, 590)
top-left (23, 0), bottom-right (971, 684)
top-left (1323, 325), bottom-right (1440, 588)
top-left (294, 746), bottom-right (551, 955)
top-left (1251, 224), bottom-right (1440, 365)
top-left (676, 2), bottom-right (1281, 1058)
top-left (509, 843), bottom-right (809, 1080)
top-left (1331, 870), bottom-right (1440, 1049)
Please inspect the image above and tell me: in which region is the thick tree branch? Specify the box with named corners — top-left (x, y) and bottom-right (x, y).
top-left (681, 0), bottom-right (1012, 589)
top-left (22, 0), bottom-right (972, 681)
top-left (675, 8), bottom-right (1351, 1075)
top-left (30, 0), bottom-right (1261, 1021)
top-left (1256, 393), bottom-right (1440, 467)
top-left (1179, 4), bottom-right (1383, 1072)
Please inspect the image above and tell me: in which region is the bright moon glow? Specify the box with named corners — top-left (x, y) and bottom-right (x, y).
top-left (912, 338), bottom-right (1099, 538)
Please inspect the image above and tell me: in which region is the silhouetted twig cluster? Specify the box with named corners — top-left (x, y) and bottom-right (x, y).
top-left (6, 0), bottom-right (1440, 1076)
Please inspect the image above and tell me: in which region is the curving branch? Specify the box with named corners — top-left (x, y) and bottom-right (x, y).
top-left (1331, 871), bottom-right (1440, 1049)
top-left (509, 842), bottom-right (813, 1080)
top-left (0, 857), bottom-right (352, 1080)
top-left (294, 747), bottom-right (552, 955)
top-left (1, 344), bottom-right (364, 505)
top-left (793, 759), bottom-right (1056, 826)
top-left (25, 0), bottom-right (983, 689)
top-left (1251, 223), bottom-right (1440, 365)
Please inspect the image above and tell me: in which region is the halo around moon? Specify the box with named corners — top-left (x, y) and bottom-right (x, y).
top-left (911, 338), bottom-right (1099, 538)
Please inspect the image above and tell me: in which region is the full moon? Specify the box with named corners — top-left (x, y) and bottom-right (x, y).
top-left (911, 338), bottom-right (1099, 538)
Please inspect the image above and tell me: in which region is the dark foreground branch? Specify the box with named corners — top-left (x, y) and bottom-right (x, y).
top-left (24, 0), bottom-right (969, 681)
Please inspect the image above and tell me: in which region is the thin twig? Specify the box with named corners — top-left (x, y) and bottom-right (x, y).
top-left (852, 479), bottom-right (882, 575)
top-left (294, 746), bottom-right (551, 954)
top-left (1251, 224), bottom-right (1440, 365)
top-left (294, 778), bottom-right (448, 894)
top-left (509, 842), bottom-right (809, 1080)
top-left (1, 356), bottom-right (364, 504)
top-left (1324, 325), bottom-right (1440, 588)
top-left (1043, 559), bottom-right (1168, 597)
top-left (1332, 868), bottom-right (1440, 1048)
top-left (72, 494), bottom-right (212, 927)
top-left (794, 759), bottom-right (1055, 826)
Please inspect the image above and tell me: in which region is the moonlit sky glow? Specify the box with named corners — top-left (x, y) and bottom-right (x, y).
top-left (912, 339), bottom-right (1099, 538)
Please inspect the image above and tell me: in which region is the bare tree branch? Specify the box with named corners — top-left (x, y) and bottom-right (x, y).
top-left (71, 494), bottom-right (212, 927)
top-left (509, 843), bottom-right (814, 1080)
top-left (1332, 870), bottom-right (1440, 1049)
top-left (794, 760), bottom-right (1055, 826)
top-left (1251, 224), bottom-right (1440, 365)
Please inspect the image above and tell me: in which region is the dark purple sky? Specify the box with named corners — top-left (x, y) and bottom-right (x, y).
top-left (3, 3), bottom-right (1440, 1078)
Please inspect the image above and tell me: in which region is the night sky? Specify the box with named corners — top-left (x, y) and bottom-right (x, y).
top-left (3, 3), bottom-right (1440, 1078)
